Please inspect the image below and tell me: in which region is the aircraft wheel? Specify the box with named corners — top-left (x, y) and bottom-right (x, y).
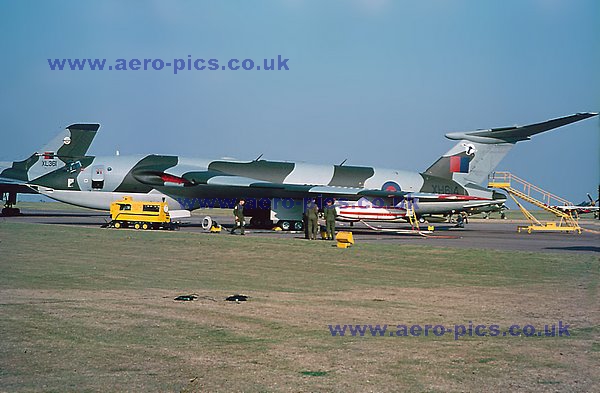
top-left (142, 223), bottom-right (149, 230)
top-left (279, 221), bottom-right (291, 231)
top-left (114, 222), bottom-right (121, 229)
top-left (134, 223), bottom-right (141, 230)
top-left (1, 207), bottom-right (20, 216)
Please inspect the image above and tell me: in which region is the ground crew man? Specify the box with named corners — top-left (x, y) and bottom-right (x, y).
top-left (323, 199), bottom-right (337, 240)
top-left (303, 210), bottom-right (310, 239)
top-left (230, 199), bottom-right (245, 235)
top-left (306, 199), bottom-right (319, 240)
top-left (455, 213), bottom-right (464, 228)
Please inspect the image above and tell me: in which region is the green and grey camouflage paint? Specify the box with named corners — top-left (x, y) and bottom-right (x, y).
top-left (2, 113), bottom-right (597, 221)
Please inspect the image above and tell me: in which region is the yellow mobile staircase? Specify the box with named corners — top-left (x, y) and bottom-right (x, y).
top-left (406, 201), bottom-right (420, 231)
top-left (487, 172), bottom-right (581, 234)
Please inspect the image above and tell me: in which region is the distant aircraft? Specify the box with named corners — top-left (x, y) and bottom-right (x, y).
top-left (553, 193), bottom-right (599, 218)
top-left (2, 113), bottom-right (597, 230)
top-left (0, 124), bottom-right (99, 215)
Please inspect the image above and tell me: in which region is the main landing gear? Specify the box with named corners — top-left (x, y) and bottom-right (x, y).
top-left (2, 192), bottom-right (20, 216)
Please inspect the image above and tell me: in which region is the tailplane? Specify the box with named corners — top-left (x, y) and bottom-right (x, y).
top-left (0, 123), bottom-right (100, 182)
top-left (423, 112), bottom-right (598, 186)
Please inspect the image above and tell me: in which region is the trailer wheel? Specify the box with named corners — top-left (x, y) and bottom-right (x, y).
top-left (279, 221), bottom-right (291, 231)
top-left (114, 222), bottom-right (122, 229)
top-left (142, 223), bottom-right (149, 230)
top-left (293, 221), bottom-right (304, 231)
top-left (134, 223), bottom-right (141, 230)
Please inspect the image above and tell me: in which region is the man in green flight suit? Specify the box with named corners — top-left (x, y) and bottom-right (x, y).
top-left (230, 199), bottom-right (245, 235)
top-left (306, 198), bottom-right (319, 240)
top-left (323, 199), bottom-right (337, 240)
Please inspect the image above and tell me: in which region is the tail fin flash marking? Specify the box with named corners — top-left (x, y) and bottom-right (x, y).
top-left (450, 156), bottom-right (470, 173)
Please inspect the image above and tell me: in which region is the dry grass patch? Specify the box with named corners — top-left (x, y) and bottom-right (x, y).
top-left (0, 222), bottom-right (597, 392)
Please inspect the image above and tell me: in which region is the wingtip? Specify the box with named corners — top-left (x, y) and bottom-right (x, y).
top-left (66, 123), bottom-right (101, 132)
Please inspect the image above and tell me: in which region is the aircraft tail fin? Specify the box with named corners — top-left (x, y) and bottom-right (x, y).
top-left (423, 112), bottom-right (598, 186)
top-left (39, 123), bottom-right (100, 159)
top-left (0, 123), bottom-right (100, 182)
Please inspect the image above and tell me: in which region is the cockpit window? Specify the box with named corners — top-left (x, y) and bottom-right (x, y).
top-left (119, 204), bottom-right (131, 211)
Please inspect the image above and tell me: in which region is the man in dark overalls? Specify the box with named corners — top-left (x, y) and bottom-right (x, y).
top-left (306, 198), bottom-right (319, 240)
top-left (323, 199), bottom-right (337, 240)
top-left (230, 199), bottom-right (246, 235)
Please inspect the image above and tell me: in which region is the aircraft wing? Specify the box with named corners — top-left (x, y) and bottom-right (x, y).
top-left (0, 176), bottom-right (36, 194)
top-left (554, 205), bottom-right (599, 213)
top-left (139, 170), bottom-right (412, 201)
top-left (201, 173), bottom-right (412, 200)
top-left (0, 175), bottom-right (26, 186)
top-left (134, 169), bottom-right (504, 207)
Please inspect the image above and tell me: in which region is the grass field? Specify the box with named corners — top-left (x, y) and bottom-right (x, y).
top-left (0, 222), bottom-right (598, 392)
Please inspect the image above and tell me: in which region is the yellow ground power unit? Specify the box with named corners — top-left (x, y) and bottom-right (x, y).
top-left (109, 196), bottom-right (174, 230)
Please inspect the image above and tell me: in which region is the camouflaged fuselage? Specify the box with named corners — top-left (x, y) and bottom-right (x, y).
top-left (27, 153), bottom-right (482, 212)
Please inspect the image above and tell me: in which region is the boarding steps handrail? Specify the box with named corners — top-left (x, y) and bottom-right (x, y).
top-left (487, 171), bottom-right (580, 231)
top-left (488, 172), bottom-right (574, 208)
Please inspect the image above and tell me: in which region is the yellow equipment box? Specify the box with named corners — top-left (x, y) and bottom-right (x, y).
top-left (335, 231), bottom-right (354, 248)
top-left (109, 196), bottom-right (174, 230)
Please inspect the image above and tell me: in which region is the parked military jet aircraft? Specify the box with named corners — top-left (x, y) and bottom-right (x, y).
top-left (0, 124), bottom-right (99, 215)
top-left (2, 112), bottom-right (597, 230)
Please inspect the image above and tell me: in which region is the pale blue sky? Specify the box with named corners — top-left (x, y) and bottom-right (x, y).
top-left (1, 0), bottom-right (598, 202)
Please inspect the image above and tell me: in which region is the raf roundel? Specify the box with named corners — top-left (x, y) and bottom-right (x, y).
top-left (381, 181), bottom-right (401, 192)
top-left (63, 136), bottom-right (71, 145)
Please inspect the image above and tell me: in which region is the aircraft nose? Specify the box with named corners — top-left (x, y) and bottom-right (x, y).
top-left (492, 191), bottom-right (507, 201)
